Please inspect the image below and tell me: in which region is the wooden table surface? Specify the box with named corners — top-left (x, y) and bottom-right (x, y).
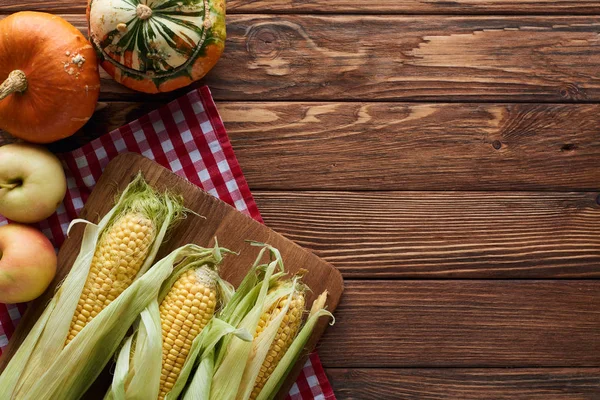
top-left (2, 1), bottom-right (600, 398)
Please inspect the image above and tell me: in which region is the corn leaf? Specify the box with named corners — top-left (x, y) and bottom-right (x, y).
top-left (213, 248), bottom-right (286, 371)
top-left (210, 246), bottom-right (283, 400)
top-left (183, 349), bottom-right (214, 400)
top-left (237, 282), bottom-right (298, 400)
top-left (215, 246), bottom-right (266, 325)
top-left (256, 291), bottom-right (334, 400)
top-left (0, 294), bottom-right (59, 398)
top-left (104, 336), bottom-right (134, 400)
top-left (217, 278), bottom-right (235, 307)
top-left (127, 300), bottom-right (163, 399)
top-left (166, 318), bottom-right (252, 400)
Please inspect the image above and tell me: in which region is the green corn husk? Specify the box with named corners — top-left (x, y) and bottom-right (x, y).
top-left (212, 245), bottom-right (287, 369)
top-left (236, 279), bottom-right (303, 400)
top-left (167, 318), bottom-right (252, 400)
top-left (183, 348), bottom-right (215, 400)
top-left (3, 245), bottom-right (212, 400)
top-left (209, 245), bottom-right (286, 400)
top-left (188, 243), bottom-right (334, 400)
top-left (105, 244), bottom-right (252, 400)
top-left (181, 246), bottom-right (285, 400)
top-left (256, 291), bottom-right (334, 400)
top-left (0, 174), bottom-right (186, 400)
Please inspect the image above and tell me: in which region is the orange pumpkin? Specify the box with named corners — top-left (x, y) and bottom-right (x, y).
top-left (87, 0), bottom-right (226, 94)
top-left (0, 12), bottom-right (101, 144)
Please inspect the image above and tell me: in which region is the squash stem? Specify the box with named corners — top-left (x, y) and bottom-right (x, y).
top-left (136, 4), bottom-right (153, 20)
top-left (0, 70), bottom-right (28, 100)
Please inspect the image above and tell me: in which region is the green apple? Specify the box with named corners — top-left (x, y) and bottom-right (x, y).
top-left (0, 143), bottom-right (67, 223)
top-left (0, 224), bottom-right (57, 303)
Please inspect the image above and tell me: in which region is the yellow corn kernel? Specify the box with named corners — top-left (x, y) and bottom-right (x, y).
top-left (158, 267), bottom-right (218, 400)
top-left (250, 291), bottom-right (305, 400)
top-left (65, 212), bottom-right (155, 345)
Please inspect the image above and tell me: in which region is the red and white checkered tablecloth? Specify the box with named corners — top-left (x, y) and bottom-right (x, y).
top-left (0, 86), bottom-right (335, 400)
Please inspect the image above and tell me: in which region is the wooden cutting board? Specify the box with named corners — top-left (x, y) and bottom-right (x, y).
top-left (0, 153), bottom-right (343, 399)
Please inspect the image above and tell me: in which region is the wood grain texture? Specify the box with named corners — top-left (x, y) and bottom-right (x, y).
top-left (1, 0), bottom-right (599, 15)
top-left (4, 15), bottom-right (599, 102)
top-left (3, 101), bottom-right (599, 192)
top-left (318, 280), bottom-right (600, 367)
top-left (0, 154), bottom-right (343, 400)
top-left (212, 15), bottom-right (600, 102)
top-left (0, 0), bottom-right (597, 396)
top-left (221, 102), bottom-right (600, 191)
top-left (326, 368), bottom-right (600, 399)
top-left (0, 0), bottom-right (78, 12)
top-left (229, 0), bottom-right (600, 15)
top-left (253, 191), bottom-right (600, 278)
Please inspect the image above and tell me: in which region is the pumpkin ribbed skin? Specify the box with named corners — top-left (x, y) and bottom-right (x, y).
top-left (0, 12), bottom-right (100, 143)
top-left (88, 0), bottom-right (226, 94)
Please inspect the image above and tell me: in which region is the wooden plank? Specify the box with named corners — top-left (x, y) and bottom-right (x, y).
top-left (3, 101), bottom-right (598, 192)
top-left (0, 154), bottom-right (343, 399)
top-left (0, 0), bottom-right (79, 13)
top-left (318, 281), bottom-right (600, 367)
top-left (5, 15), bottom-right (599, 103)
top-left (2, 0), bottom-right (600, 15)
top-left (229, 0), bottom-right (600, 15)
top-left (195, 15), bottom-right (600, 102)
top-left (326, 368), bottom-right (600, 399)
top-left (253, 191), bottom-right (600, 278)
top-left (221, 102), bottom-right (600, 191)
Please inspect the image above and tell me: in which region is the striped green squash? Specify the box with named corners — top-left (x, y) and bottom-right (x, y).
top-left (88, 0), bottom-right (225, 93)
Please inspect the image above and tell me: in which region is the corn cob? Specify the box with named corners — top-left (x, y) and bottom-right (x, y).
top-left (250, 291), bottom-right (305, 400)
top-left (65, 212), bottom-right (156, 345)
top-left (158, 266), bottom-right (218, 400)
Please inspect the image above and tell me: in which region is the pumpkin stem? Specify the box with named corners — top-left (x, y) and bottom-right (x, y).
top-left (0, 70), bottom-right (28, 101)
top-left (136, 4), bottom-right (153, 20)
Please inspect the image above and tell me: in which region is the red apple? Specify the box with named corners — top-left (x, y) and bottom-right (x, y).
top-left (0, 224), bottom-right (57, 304)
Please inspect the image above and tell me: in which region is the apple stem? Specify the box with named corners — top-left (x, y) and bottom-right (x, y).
top-left (0, 182), bottom-right (19, 190)
top-left (0, 70), bottom-right (28, 101)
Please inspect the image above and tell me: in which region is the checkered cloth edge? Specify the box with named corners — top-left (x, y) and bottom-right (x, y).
top-left (0, 86), bottom-right (335, 400)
